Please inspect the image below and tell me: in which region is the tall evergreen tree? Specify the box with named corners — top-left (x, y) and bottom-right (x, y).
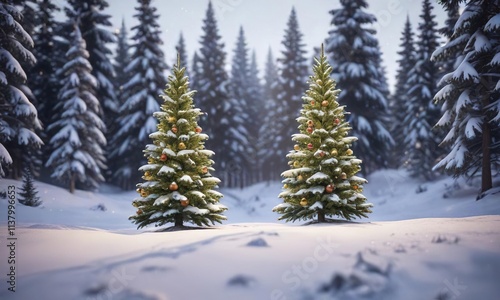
top-left (391, 16), bottom-right (417, 167)
top-left (45, 22), bottom-right (106, 193)
top-left (107, 18), bottom-right (130, 178)
top-left (247, 50), bottom-right (264, 183)
top-left (326, 0), bottom-right (393, 174)
top-left (274, 47), bottom-right (372, 222)
top-left (30, 0), bottom-right (60, 176)
top-left (402, 0), bottom-right (442, 180)
top-left (195, 1), bottom-right (231, 185)
top-left (65, 0), bottom-right (117, 138)
top-left (0, 2), bottom-right (42, 178)
top-left (437, 2), bottom-right (461, 80)
top-left (110, 0), bottom-right (168, 189)
top-left (433, 0), bottom-right (500, 195)
top-left (130, 58), bottom-right (227, 229)
top-left (227, 26), bottom-right (252, 188)
top-left (259, 48), bottom-right (281, 182)
top-left (175, 32), bottom-right (189, 77)
top-left (273, 7), bottom-right (308, 175)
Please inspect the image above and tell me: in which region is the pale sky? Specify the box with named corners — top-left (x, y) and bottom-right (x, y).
top-left (57, 0), bottom-right (449, 93)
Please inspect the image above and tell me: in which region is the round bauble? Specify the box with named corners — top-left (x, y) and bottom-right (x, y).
top-left (140, 190), bottom-right (148, 197)
top-left (331, 149), bottom-right (338, 156)
top-left (297, 175), bottom-right (304, 181)
top-left (171, 126), bottom-right (178, 134)
top-left (322, 100), bottom-right (329, 107)
top-left (136, 188), bottom-right (141, 194)
top-left (178, 142), bottom-right (186, 150)
top-left (195, 126), bottom-right (203, 133)
top-left (319, 151), bottom-right (325, 157)
top-left (341, 172), bottom-right (347, 180)
top-left (137, 209), bottom-right (143, 215)
top-left (307, 143), bottom-right (313, 150)
top-left (334, 118), bottom-right (340, 125)
top-left (160, 153), bottom-right (167, 161)
top-left (325, 184), bottom-right (335, 193)
top-left (307, 127), bottom-right (313, 134)
top-left (284, 184), bottom-right (289, 189)
top-left (352, 185), bottom-right (359, 190)
top-left (307, 120), bottom-right (314, 126)
top-left (293, 161), bottom-right (300, 168)
top-left (294, 144), bottom-right (300, 151)
top-left (201, 166), bottom-right (208, 174)
top-left (180, 199), bottom-right (189, 207)
top-left (311, 100), bottom-right (316, 106)
top-left (346, 149), bottom-right (353, 156)
top-left (169, 182), bottom-right (179, 191)
top-left (300, 198), bottom-right (308, 207)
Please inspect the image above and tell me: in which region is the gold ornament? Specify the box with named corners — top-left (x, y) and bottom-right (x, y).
top-left (341, 172), bottom-right (347, 180)
top-left (297, 175), bottom-right (304, 181)
top-left (307, 120), bottom-right (314, 126)
top-left (294, 144), bottom-right (300, 151)
top-left (168, 116), bottom-right (177, 123)
top-left (284, 184), bottom-right (289, 189)
top-left (300, 198), bottom-right (308, 207)
top-left (325, 184), bottom-right (335, 193)
top-left (180, 199), bottom-right (189, 207)
top-left (293, 161), bottom-right (300, 168)
top-left (169, 182), bottom-right (179, 191)
top-left (346, 149), bottom-right (353, 156)
top-left (322, 100), bottom-right (329, 107)
top-left (331, 149), bottom-right (338, 156)
top-left (178, 142), bottom-right (186, 150)
top-left (201, 166), bottom-right (208, 174)
top-left (160, 153), bottom-right (167, 161)
top-left (140, 190), bottom-right (148, 197)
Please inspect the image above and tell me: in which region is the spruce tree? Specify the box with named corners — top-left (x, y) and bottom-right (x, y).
top-left (433, 0), bottom-right (500, 195)
top-left (274, 7), bottom-right (308, 175)
top-left (326, 0), bottom-right (393, 174)
top-left (107, 18), bottom-right (130, 178)
top-left (130, 57), bottom-right (227, 229)
top-left (259, 48), bottom-right (281, 182)
top-left (18, 166), bottom-right (42, 207)
top-left (227, 26), bottom-right (252, 188)
top-left (110, 0), bottom-right (168, 189)
top-left (402, 0), bottom-right (442, 180)
top-left (45, 22), bottom-right (106, 193)
top-left (65, 0), bottom-right (117, 137)
top-left (175, 32), bottom-right (189, 77)
top-left (247, 50), bottom-right (264, 183)
top-left (274, 47), bottom-right (372, 223)
top-left (0, 2), bottom-right (42, 178)
top-left (195, 1), bottom-right (231, 185)
top-left (391, 16), bottom-right (417, 167)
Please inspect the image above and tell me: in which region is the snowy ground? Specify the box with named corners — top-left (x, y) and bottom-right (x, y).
top-left (0, 169), bottom-right (499, 299)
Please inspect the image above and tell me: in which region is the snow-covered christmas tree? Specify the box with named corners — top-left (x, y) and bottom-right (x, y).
top-left (130, 57), bottom-right (227, 229)
top-left (273, 47), bottom-right (372, 223)
top-left (18, 166), bottom-right (42, 207)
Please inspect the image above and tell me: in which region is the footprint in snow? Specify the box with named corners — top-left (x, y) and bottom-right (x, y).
top-left (246, 237), bottom-right (269, 247)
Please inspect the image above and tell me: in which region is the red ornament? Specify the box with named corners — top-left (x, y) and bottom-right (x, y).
top-left (169, 182), bottom-right (178, 191)
top-left (325, 184), bottom-right (335, 193)
top-left (307, 143), bottom-right (313, 150)
top-left (307, 127), bottom-right (313, 134)
top-left (171, 126), bottom-right (178, 134)
top-left (319, 151), bottom-right (325, 157)
top-left (311, 100), bottom-right (316, 106)
top-left (334, 118), bottom-right (340, 125)
top-left (180, 199), bottom-right (189, 207)
top-left (160, 153), bottom-right (167, 161)
top-left (201, 166), bottom-right (208, 174)
top-left (137, 209), bottom-right (143, 215)
top-left (195, 127), bottom-right (203, 133)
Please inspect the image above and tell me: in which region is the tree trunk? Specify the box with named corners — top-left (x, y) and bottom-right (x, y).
top-left (481, 117), bottom-right (492, 194)
top-left (317, 210), bottom-right (326, 223)
top-left (69, 173), bottom-right (75, 194)
top-left (174, 213), bottom-right (183, 227)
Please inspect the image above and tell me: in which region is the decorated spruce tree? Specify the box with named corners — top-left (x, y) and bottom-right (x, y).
top-left (273, 47), bottom-right (372, 223)
top-left (130, 57), bottom-right (227, 229)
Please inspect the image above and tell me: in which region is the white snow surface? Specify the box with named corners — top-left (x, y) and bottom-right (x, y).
top-left (0, 169), bottom-right (499, 300)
